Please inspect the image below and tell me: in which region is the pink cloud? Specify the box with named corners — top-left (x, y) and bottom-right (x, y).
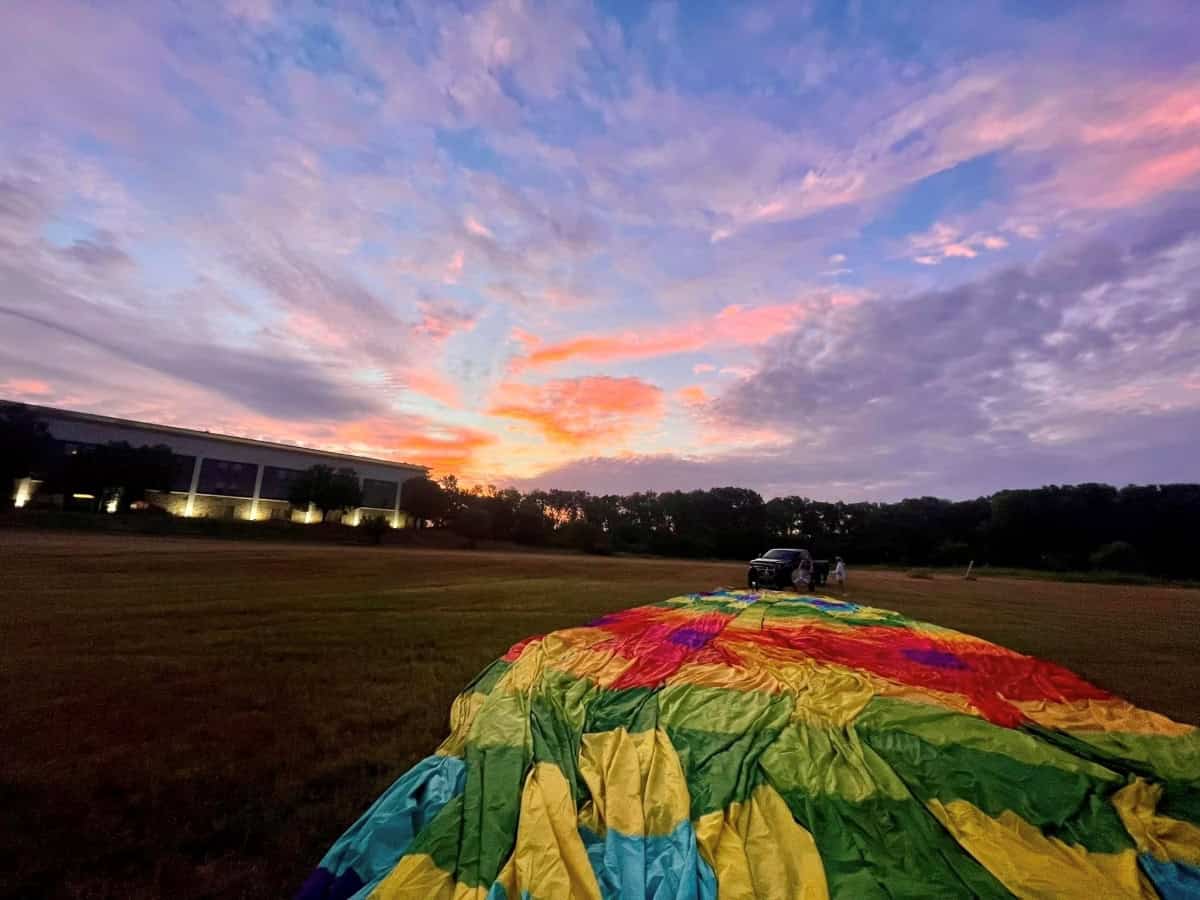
top-left (0, 378), bottom-right (53, 397)
top-left (414, 300), bottom-right (477, 342)
top-left (464, 215), bottom-right (494, 239)
top-left (443, 250), bottom-right (465, 284)
top-left (515, 298), bottom-right (837, 369)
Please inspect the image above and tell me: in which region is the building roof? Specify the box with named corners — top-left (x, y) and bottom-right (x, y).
top-left (4, 401), bottom-right (429, 474)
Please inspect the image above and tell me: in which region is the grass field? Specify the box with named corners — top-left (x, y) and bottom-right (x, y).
top-left (2, 531), bottom-right (1198, 899)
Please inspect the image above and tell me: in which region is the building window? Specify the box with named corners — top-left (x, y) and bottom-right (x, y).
top-left (361, 478), bottom-right (397, 509)
top-left (170, 455), bottom-right (196, 492)
top-left (196, 458), bottom-right (258, 497)
top-left (259, 466), bottom-right (303, 501)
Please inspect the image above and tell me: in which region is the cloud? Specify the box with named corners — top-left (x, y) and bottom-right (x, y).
top-left (0, 303), bottom-right (381, 422)
top-left (414, 300), bottom-right (478, 342)
top-left (318, 417), bottom-right (497, 473)
top-left (3, 1), bottom-right (1199, 496)
top-left (906, 221), bottom-right (1009, 265)
top-left (514, 297), bottom-right (853, 369)
top-left (0, 378), bottom-right (52, 398)
top-left (489, 375), bottom-right (664, 447)
top-left (698, 201), bottom-right (1200, 498)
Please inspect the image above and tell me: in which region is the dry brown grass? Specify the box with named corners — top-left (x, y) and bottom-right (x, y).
top-left (2, 530), bottom-right (1197, 899)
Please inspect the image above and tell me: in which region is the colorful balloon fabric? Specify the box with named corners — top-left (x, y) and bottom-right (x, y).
top-left (298, 589), bottom-right (1200, 899)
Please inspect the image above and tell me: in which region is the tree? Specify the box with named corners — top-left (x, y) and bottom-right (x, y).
top-left (401, 476), bottom-right (448, 528)
top-left (440, 474), bottom-right (468, 522)
top-left (289, 465), bottom-right (363, 521)
top-left (513, 497), bottom-right (551, 545)
top-left (58, 441), bottom-right (174, 512)
top-left (556, 518), bottom-right (611, 555)
top-left (1, 403), bottom-right (51, 508)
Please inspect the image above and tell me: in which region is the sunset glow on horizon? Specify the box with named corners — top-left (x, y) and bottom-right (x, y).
top-left (2, 1), bottom-right (1198, 499)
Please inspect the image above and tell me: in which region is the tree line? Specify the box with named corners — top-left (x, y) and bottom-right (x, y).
top-left (4, 403), bottom-right (1197, 577)
top-left (401, 476), bottom-right (1200, 579)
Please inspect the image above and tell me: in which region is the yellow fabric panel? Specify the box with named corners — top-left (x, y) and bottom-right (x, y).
top-left (578, 727), bottom-right (691, 837)
top-left (437, 690), bottom-right (487, 757)
top-left (467, 644), bottom-right (545, 751)
top-left (369, 852), bottom-right (462, 899)
top-left (504, 762), bottom-right (603, 900)
top-left (498, 639), bottom-right (547, 693)
top-left (1016, 698), bottom-right (1196, 737)
top-left (927, 798), bottom-right (1156, 899)
top-left (872, 678), bottom-right (986, 719)
top-left (694, 783), bottom-right (828, 900)
top-left (1113, 778), bottom-right (1200, 866)
top-left (667, 658), bottom-right (792, 697)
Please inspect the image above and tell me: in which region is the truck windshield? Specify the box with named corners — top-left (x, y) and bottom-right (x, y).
top-left (762, 549), bottom-right (798, 561)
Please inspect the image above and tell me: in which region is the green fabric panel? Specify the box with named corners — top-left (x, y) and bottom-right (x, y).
top-left (862, 727), bottom-right (1134, 854)
top-left (658, 683), bottom-right (793, 736)
top-left (585, 685), bottom-right (659, 734)
top-left (858, 698), bottom-right (1120, 782)
top-left (775, 788), bottom-right (1013, 899)
top-left (454, 742), bottom-right (531, 888)
top-left (535, 669), bottom-right (595, 734)
top-left (468, 658), bottom-right (512, 697)
top-left (759, 721), bottom-right (911, 804)
top-left (529, 688), bottom-right (587, 808)
top-left (407, 745), bottom-right (532, 887)
top-left (758, 602), bottom-right (912, 629)
top-left (666, 724), bottom-right (780, 818)
top-left (407, 792), bottom-right (468, 872)
top-left (1024, 724), bottom-right (1200, 827)
top-left (1161, 782), bottom-right (1200, 828)
top-left (1062, 728), bottom-right (1200, 786)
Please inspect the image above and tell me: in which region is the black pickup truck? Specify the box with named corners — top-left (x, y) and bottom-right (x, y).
top-left (747, 548), bottom-right (830, 589)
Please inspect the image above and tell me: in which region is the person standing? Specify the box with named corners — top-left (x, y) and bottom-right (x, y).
top-left (792, 556), bottom-right (813, 592)
top-left (832, 557), bottom-right (847, 592)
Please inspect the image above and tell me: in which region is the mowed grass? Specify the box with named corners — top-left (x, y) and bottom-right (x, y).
top-left (2, 531), bottom-right (1198, 899)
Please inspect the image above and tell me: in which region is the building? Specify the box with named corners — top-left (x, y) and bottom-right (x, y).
top-left (8, 403), bottom-right (427, 527)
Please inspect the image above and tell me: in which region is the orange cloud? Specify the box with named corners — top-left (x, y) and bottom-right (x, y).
top-left (516, 300), bottom-right (826, 369)
top-left (326, 417), bottom-right (496, 473)
top-left (677, 384), bottom-right (708, 406)
top-left (490, 375), bottom-right (664, 447)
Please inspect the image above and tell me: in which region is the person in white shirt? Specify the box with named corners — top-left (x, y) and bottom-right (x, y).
top-left (832, 557), bottom-right (847, 591)
top-left (792, 557), bottom-right (813, 592)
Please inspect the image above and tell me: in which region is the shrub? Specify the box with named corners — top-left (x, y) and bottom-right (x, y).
top-left (360, 514), bottom-right (391, 546)
top-left (1089, 541), bottom-right (1141, 572)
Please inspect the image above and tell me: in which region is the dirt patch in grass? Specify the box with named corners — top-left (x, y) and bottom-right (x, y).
top-left (2, 530), bottom-right (1197, 898)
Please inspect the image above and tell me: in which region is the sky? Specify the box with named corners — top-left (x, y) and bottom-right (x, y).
top-left (1, 0), bottom-right (1198, 501)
